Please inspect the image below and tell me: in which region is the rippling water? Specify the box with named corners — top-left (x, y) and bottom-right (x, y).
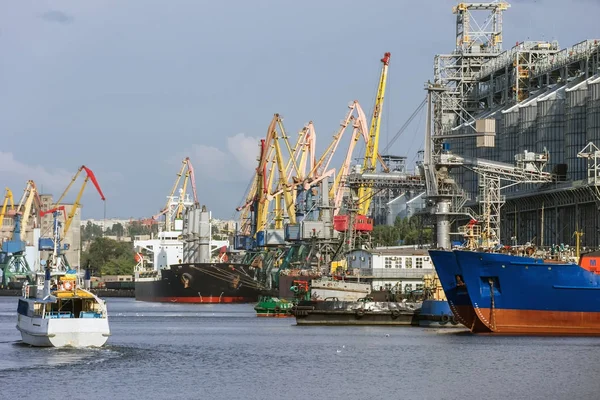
top-left (1, 297), bottom-right (599, 400)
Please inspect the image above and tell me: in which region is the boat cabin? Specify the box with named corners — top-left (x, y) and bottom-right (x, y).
top-left (17, 290), bottom-right (105, 319)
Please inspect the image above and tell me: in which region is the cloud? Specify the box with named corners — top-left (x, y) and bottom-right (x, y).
top-left (226, 133), bottom-right (262, 170)
top-left (39, 10), bottom-right (74, 25)
top-left (182, 133), bottom-right (261, 183)
top-left (0, 151), bottom-right (74, 193)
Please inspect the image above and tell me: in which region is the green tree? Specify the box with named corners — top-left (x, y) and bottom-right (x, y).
top-left (106, 222), bottom-right (125, 237)
top-left (127, 220), bottom-right (159, 238)
top-left (372, 225), bottom-right (401, 247)
top-left (81, 221), bottom-right (103, 242)
top-left (81, 237), bottom-right (135, 276)
top-left (393, 215), bottom-right (433, 245)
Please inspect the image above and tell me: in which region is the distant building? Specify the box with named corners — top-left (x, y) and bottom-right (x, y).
top-left (80, 218), bottom-right (132, 231)
top-left (346, 247), bottom-right (434, 293)
top-left (212, 219), bottom-right (237, 234)
top-left (39, 194), bottom-right (81, 266)
top-left (103, 235), bottom-right (133, 242)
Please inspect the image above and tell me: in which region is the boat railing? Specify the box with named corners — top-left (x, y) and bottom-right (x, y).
top-left (45, 311), bottom-right (73, 319)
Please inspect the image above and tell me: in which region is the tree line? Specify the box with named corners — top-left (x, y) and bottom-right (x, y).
top-left (81, 220), bottom-right (159, 242)
top-left (80, 220), bottom-right (158, 276)
top-left (79, 216), bottom-right (430, 276)
top-left (81, 237), bottom-right (136, 276)
top-left (372, 216), bottom-right (433, 247)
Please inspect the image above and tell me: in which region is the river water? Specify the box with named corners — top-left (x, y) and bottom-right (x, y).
top-left (0, 297), bottom-right (599, 400)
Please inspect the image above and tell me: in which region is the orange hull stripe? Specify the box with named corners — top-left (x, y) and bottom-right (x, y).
top-left (474, 308), bottom-right (600, 335)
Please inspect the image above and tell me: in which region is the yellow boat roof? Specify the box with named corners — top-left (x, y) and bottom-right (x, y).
top-left (54, 289), bottom-right (95, 299)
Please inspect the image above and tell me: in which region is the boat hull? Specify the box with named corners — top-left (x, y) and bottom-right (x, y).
top-left (418, 299), bottom-right (463, 328)
top-left (428, 250), bottom-right (484, 330)
top-left (255, 312), bottom-right (293, 318)
top-left (135, 263), bottom-right (262, 304)
top-left (17, 315), bottom-right (110, 347)
top-left (454, 250), bottom-right (600, 335)
top-left (292, 301), bottom-right (421, 326)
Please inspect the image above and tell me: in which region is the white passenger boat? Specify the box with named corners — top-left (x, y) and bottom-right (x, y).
top-left (15, 210), bottom-right (110, 347)
top-left (16, 269), bottom-right (110, 347)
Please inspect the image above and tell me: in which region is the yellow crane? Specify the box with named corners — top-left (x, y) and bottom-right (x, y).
top-left (53, 166), bottom-right (106, 236)
top-left (152, 158), bottom-right (199, 230)
top-left (12, 181), bottom-right (44, 242)
top-left (238, 117), bottom-right (309, 235)
top-left (256, 114), bottom-right (296, 232)
top-left (0, 188), bottom-right (14, 227)
top-left (357, 52), bottom-right (391, 216)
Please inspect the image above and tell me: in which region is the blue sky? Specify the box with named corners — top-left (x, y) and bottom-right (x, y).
top-left (1, 0), bottom-right (599, 220)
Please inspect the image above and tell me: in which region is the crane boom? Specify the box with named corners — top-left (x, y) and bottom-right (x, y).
top-left (39, 206), bottom-right (67, 220)
top-left (57, 166), bottom-right (106, 236)
top-left (0, 188), bottom-right (14, 227)
top-left (155, 157), bottom-right (198, 230)
top-left (185, 157), bottom-right (199, 205)
top-left (19, 186), bottom-right (37, 241)
top-left (358, 52), bottom-right (391, 216)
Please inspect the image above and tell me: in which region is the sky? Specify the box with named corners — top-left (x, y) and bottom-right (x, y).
top-left (1, 0), bottom-right (599, 220)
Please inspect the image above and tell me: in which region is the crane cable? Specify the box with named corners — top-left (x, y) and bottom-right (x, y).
top-left (382, 97), bottom-right (427, 155)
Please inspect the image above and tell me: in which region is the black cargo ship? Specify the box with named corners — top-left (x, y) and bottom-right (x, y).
top-left (135, 263), bottom-right (264, 303)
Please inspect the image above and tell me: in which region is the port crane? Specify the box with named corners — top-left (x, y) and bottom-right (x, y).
top-left (270, 101), bottom-right (370, 220)
top-left (0, 188), bottom-right (14, 227)
top-left (253, 114), bottom-right (297, 236)
top-left (0, 181), bottom-right (42, 288)
top-left (301, 100), bottom-right (370, 216)
top-left (236, 114), bottom-right (311, 242)
top-left (153, 157), bottom-right (199, 232)
top-left (15, 180), bottom-right (42, 241)
top-left (236, 121), bottom-right (306, 237)
top-left (356, 52), bottom-right (391, 217)
top-left (0, 210), bottom-right (34, 288)
top-left (53, 165), bottom-right (106, 238)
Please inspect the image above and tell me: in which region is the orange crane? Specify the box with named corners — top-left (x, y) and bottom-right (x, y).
top-left (53, 166), bottom-right (106, 236)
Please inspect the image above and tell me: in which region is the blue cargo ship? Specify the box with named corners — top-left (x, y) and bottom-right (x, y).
top-left (428, 250), bottom-right (488, 331)
top-left (431, 250), bottom-right (600, 335)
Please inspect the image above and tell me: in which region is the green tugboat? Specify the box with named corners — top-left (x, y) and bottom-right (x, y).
top-left (254, 296), bottom-right (294, 317)
top-left (254, 280), bottom-right (310, 317)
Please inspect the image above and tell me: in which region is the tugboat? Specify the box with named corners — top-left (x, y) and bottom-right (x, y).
top-left (253, 280), bottom-right (310, 317)
top-left (417, 273), bottom-right (461, 328)
top-left (16, 212), bottom-right (110, 347)
top-left (254, 296), bottom-right (294, 317)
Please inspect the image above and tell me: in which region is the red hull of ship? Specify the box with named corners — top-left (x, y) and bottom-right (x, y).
top-left (473, 308), bottom-right (600, 335)
top-left (147, 296), bottom-right (255, 304)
